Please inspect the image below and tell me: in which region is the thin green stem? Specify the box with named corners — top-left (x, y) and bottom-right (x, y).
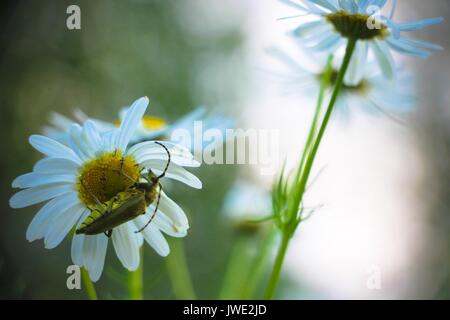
top-left (265, 38), bottom-right (358, 300)
top-left (242, 227), bottom-right (277, 299)
top-left (129, 247), bottom-right (144, 300)
top-left (81, 267), bottom-right (98, 300)
top-left (264, 231), bottom-right (290, 300)
top-left (166, 239), bottom-right (196, 299)
top-left (290, 38), bottom-right (357, 225)
top-left (219, 235), bottom-right (254, 299)
top-left (294, 55), bottom-right (334, 184)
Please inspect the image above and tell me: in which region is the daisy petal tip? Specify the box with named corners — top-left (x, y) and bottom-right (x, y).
top-left (160, 247), bottom-right (170, 257)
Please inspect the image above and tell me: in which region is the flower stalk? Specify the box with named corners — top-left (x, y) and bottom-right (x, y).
top-left (129, 247), bottom-right (144, 300)
top-left (81, 267), bottom-right (98, 300)
top-left (265, 37), bottom-right (358, 299)
top-left (166, 238), bottom-right (196, 299)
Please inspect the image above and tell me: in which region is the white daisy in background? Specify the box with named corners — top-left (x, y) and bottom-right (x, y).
top-left (281, 0), bottom-right (443, 82)
top-left (44, 106), bottom-right (234, 154)
top-left (10, 97), bottom-right (202, 281)
top-left (222, 180), bottom-right (272, 226)
top-left (266, 47), bottom-right (414, 120)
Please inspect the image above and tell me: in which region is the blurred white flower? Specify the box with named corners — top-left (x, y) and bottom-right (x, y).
top-left (44, 106), bottom-right (234, 154)
top-left (281, 0), bottom-right (443, 81)
top-left (10, 97), bottom-right (202, 281)
top-left (267, 47), bottom-right (414, 120)
top-left (222, 180), bottom-right (272, 223)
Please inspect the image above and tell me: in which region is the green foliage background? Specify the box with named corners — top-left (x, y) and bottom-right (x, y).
top-left (0, 0), bottom-right (246, 299)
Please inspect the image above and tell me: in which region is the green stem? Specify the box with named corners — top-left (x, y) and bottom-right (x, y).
top-left (264, 231), bottom-right (290, 300)
top-left (265, 38), bottom-right (358, 300)
top-left (242, 227), bottom-right (276, 299)
top-left (81, 267), bottom-right (98, 300)
top-left (298, 38), bottom-right (356, 202)
top-left (129, 247), bottom-right (144, 300)
top-left (291, 38), bottom-right (357, 219)
top-left (219, 235), bottom-right (254, 299)
top-left (294, 55), bottom-right (334, 185)
top-left (166, 239), bottom-right (196, 299)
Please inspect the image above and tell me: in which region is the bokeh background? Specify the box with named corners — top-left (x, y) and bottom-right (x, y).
top-left (0, 0), bottom-right (449, 299)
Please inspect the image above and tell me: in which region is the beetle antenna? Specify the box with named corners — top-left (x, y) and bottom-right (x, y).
top-left (154, 141), bottom-right (171, 181)
top-left (135, 185), bottom-right (162, 233)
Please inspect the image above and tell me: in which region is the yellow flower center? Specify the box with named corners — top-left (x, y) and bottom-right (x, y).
top-left (114, 116), bottom-right (167, 130)
top-left (142, 116), bottom-right (166, 130)
top-left (326, 11), bottom-right (389, 40)
top-left (318, 69), bottom-right (370, 94)
top-left (77, 151), bottom-right (140, 207)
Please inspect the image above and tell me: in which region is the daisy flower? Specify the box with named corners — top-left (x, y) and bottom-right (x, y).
top-left (281, 0), bottom-right (443, 81)
top-left (222, 180), bottom-right (272, 226)
top-left (267, 47), bottom-right (414, 119)
top-left (10, 97), bottom-right (202, 281)
top-left (44, 106), bottom-right (233, 154)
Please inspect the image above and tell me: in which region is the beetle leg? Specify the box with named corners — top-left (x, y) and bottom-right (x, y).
top-left (80, 179), bottom-right (103, 206)
top-left (114, 157), bottom-right (140, 184)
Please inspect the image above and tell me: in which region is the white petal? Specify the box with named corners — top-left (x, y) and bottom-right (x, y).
top-left (29, 135), bottom-right (81, 164)
top-left (83, 233), bottom-right (108, 282)
top-left (71, 210), bottom-right (92, 266)
top-left (146, 161), bottom-right (202, 189)
top-left (83, 120), bottom-right (103, 153)
top-left (134, 216), bottom-right (170, 257)
top-left (26, 192), bottom-right (79, 241)
top-left (112, 222), bottom-right (141, 271)
top-left (10, 184), bottom-right (74, 208)
top-left (12, 172), bottom-right (75, 189)
top-left (371, 40), bottom-right (395, 79)
top-left (128, 140), bottom-right (194, 160)
top-left (71, 234), bottom-right (85, 266)
top-left (344, 41), bottom-right (368, 86)
top-left (34, 157), bottom-right (79, 175)
top-left (157, 191), bottom-right (189, 230)
top-left (153, 210), bottom-right (188, 238)
top-left (44, 204), bottom-right (85, 249)
top-left (115, 97), bottom-right (149, 151)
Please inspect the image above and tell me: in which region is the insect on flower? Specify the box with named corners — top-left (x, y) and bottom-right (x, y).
top-left (76, 142), bottom-right (171, 238)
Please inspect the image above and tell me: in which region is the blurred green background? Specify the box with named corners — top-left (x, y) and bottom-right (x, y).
top-left (0, 0), bottom-right (248, 299)
top-left (0, 0), bottom-right (449, 299)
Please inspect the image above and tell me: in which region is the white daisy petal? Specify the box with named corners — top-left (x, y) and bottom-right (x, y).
top-left (112, 222), bottom-right (141, 271)
top-left (152, 210), bottom-right (188, 238)
top-left (71, 233), bottom-right (85, 266)
top-left (141, 158), bottom-right (201, 189)
top-left (29, 135), bottom-right (81, 164)
top-left (33, 157), bottom-right (79, 175)
top-left (12, 173), bottom-right (75, 189)
top-left (134, 216), bottom-right (170, 257)
top-left (158, 191), bottom-right (189, 229)
top-left (45, 204), bottom-right (85, 249)
top-left (71, 210), bottom-right (92, 266)
top-left (10, 184), bottom-right (74, 208)
top-left (115, 97), bottom-right (149, 151)
top-left (26, 192), bottom-right (79, 242)
top-left (82, 233), bottom-right (108, 282)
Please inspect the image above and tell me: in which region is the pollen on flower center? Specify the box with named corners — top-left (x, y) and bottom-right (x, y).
top-left (77, 151), bottom-right (140, 207)
top-left (141, 116), bottom-right (166, 130)
top-left (326, 11), bottom-right (389, 40)
top-left (114, 116), bottom-right (166, 130)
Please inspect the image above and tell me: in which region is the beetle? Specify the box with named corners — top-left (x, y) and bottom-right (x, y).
top-left (75, 141), bottom-right (171, 238)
